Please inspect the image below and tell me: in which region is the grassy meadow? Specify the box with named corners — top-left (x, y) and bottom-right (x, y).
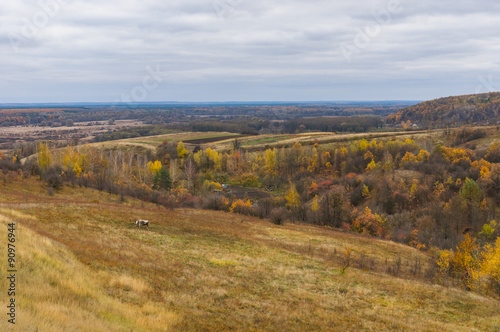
top-left (1, 179), bottom-right (499, 331)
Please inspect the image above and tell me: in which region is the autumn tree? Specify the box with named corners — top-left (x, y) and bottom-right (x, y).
top-left (452, 234), bottom-right (480, 289)
top-left (351, 207), bottom-right (388, 238)
top-left (285, 183), bottom-right (301, 214)
top-left (475, 238), bottom-right (500, 296)
top-left (63, 145), bottom-right (84, 177)
top-left (479, 220), bottom-right (497, 242)
top-left (481, 164), bottom-right (500, 206)
top-left (177, 141), bottom-right (189, 159)
top-left (485, 142), bottom-right (500, 163)
top-left (264, 148), bottom-right (277, 175)
top-left (38, 142), bottom-right (52, 172)
top-left (148, 160), bottom-right (163, 175)
top-left (310, 195), bottom-right (319, 224)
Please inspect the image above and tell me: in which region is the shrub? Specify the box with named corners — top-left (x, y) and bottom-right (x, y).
top-left (202, 195), bottom-right (230, 211)
top-left (352, 207), bottom-right (389, 238)
top-left (229, 199), bottom-right (253, 215)
top-left (44, 166), bottom-right (63, 190)
top-left (269, 208), bottom-right (288, 225)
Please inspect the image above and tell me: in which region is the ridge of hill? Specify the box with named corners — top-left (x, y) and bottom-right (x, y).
top-left (387, 92), bottom-right (500, 126)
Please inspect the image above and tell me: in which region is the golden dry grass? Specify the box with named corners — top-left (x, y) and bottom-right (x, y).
top-left (1, 179), bottom-right (499, 331)
top-left (89, 131), bottom-right (239, 152)
top-left (38, 126), bottom-right (497, 156)
top-left (212, 127), bottom-right (498, 151)
top-left (0, 209), bottom-right (177, 332)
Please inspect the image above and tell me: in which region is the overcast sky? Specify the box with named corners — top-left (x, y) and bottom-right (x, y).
top-left (1, 0), bottom-right (500, 103)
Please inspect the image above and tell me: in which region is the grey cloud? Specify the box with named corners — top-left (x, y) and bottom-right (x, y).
top-left (0, 0), bottom-right (499, 102)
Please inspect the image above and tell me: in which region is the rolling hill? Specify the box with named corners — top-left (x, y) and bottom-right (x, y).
top-left (387, 92), bottom-right (500, 127)
top-left (1, 179), bottom-right (499, 331)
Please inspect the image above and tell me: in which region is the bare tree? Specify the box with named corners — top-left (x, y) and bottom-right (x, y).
top-left (170, 160), bottom-right (180, 188)
top-left (137, 154), bottom-right (143, 183)
top-left (184, 158), bottom-right (197, 191)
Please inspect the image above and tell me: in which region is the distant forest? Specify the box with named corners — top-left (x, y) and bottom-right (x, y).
top-left (388, 92), bottom-right (500, 127)
top-left (0, 102), bottom-right (411, 128)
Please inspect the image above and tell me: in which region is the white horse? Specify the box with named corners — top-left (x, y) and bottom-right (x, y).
top-left (135, 220), bottom-right (149, 228)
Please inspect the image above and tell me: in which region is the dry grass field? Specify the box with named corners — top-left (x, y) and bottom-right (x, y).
top-left (89, 132), bottom-right (242, 153)
top-left (1, 179), bottom-right (499, 331)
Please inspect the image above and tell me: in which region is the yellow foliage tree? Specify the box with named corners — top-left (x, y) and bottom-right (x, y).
top-left (63, 146), bottom-right (85, 177)
top-left (480, 166), bottom-right (490, 178)
top-left (312, 195), bottom-right (319, 212)
top-left (264, 148), bottom-right (277, 175)
top-left (364, 151), bottom-right (374, 161)
top-left (402, 151), bottom-right (417, 164)
top-left (452, 234), bottom-right (479, 289)
top-left (147, 160), bottom-right (163, 175)
top-left (38, 142), bottom-right (52, 171)
top-left (410, 179), bottom-right (419, 198)
top-left (229, 199), bottom-right (252, 213)
top-left (213, 151), bottom-right (223, 172)
top-left (485, 142), bottom-right (500, 161)
top-left (362, 184), bottom-right (370, 198)
top-left (479, 220), bottom-right (497, 241)
top-left (193, 150), bottom-right (204, 167)
top-left (436, 249), bottom-right (454, 277)
top-left (285, 183), bottom-right (301, 210)
top-left (474, 238), bottom-right (500, 295)
top-left (416, 150), bottom-right (430, 162)
top-left (358, 139), bottom-right (368, 151)
top-left (365, 159), bottom-right (378, 172)
top-left (177, 141), bottom-right (189, 159)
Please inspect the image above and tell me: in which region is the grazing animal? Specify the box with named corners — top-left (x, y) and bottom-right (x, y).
top-left (135, 220), bottom-right (149, 228)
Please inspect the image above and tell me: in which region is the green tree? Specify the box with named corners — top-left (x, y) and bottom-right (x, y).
top-left (153, 166), bottom-right (172, 191)
top-left (460, 178), bottom-right (483, 203)
top-left (479, 220), bottom-right (497, 242)
top-left (459, 178), bottom-right (485, 231)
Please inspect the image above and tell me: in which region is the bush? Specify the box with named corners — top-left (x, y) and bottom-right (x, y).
top-left (202, 195), bottom-right (230, 211)
top-left (254, 198), bottom-right (274, 219)
top-left (44, 166), bottom-right (63, 190)
top-left (452, 128), bottom-right (487, 146)
top-left (229, 199), bottom-right (253, 215)
top-left (269, 208), bottom-right (288, 225)
top-left (0, 158), bottom-right (21, 174)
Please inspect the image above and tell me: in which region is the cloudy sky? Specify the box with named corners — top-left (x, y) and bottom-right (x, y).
top-left (1, 0), bottom-right (500, 103)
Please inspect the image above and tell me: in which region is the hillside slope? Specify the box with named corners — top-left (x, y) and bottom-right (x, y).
top-left (387, 92), bottom-right (500, 126)
top-left (0, 209), bottom-right (177, 331)
top-left (1, 180), bottom-right (500, 331)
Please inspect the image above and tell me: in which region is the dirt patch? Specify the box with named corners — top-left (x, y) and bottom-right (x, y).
top-left (225, 186), bottom-right (271, 200)
top-left (0, 120), bottom-right (146, 149)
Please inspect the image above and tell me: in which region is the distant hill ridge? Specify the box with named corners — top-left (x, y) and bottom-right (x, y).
top-left (387, 92), bottom-right (500, 126)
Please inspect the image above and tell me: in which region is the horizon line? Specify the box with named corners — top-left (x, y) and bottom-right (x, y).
top-left (0, 100), bottom-right (423, 107)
